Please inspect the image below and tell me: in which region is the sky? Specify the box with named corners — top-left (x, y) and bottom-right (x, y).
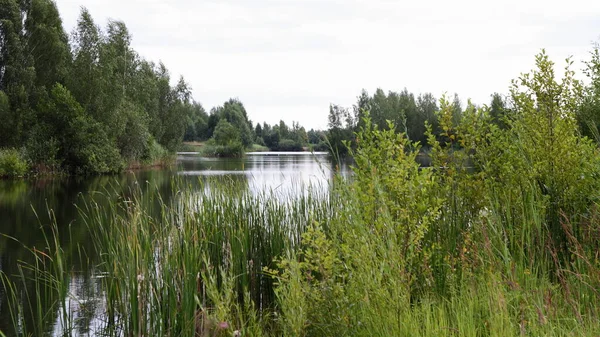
top-left (55, 0), bottom-right (600, 129)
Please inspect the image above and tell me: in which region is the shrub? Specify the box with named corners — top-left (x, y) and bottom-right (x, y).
top-left (274, 138), bottom-right (303, 151)
top-left (309, 141), bottom-right (329, 152)
top-left (201, 140), bottom-right (244, 158)
top-left (25, 123), bottom-right (62, 173)
top-left (0, 148), bottom-right (29, 177)
top-left (143, 137), bottom-right (172, 165)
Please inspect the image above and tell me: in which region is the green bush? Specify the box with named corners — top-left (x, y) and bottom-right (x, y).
top-left (309, 141), bottom-right (329, 152)
top-left (201, 140), bottom-right (244, 157)
top-left (274, 138), bottom-right (303, 151)
top-left (25, 123), bottom-right (62, 173)
top-left (143, 137), bottom-right (172, 165)
top-left (0, 148), bottom-right (29, 177)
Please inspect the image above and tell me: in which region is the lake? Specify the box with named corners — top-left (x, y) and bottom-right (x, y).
top-left (0, 152), bottom-right (345, 336)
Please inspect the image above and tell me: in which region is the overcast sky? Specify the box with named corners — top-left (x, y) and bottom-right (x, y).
top-left (55, 0), bottom-right (600, 129)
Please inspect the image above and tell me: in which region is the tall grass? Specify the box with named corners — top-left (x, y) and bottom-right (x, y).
top-left (73, 177), bottom-right (332, 336)
top-left (1, 170), bottom-right (599, 336)
top-left (2, 95), bottom-right (600, 335)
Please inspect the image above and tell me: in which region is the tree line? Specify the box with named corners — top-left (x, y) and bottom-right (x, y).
top-left (183, 99), bottom-right (327, 156)
top-left (326, 89), bottom-right (512, 157)
top-left (0, 1), bottom-right (199, 174)
top-left (327, 45), bottom-right (600, 158)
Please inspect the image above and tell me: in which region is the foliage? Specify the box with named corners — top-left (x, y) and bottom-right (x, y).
top-left (274, 139), bottom-right (303, 151)
top-left (578, 43), bottom-right (600, 142)
top-left (327, 88), bottom-right (442, 156)
top-left (0, 5), bottom-right (199, 174)
top-left (201, 140), bottom-right (245, 158)
top-left (0, 148), bottom-right (28, 177)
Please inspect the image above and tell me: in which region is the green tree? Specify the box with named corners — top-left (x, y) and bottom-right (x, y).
top-left (0, 91), bottom-right (12, 145)
top-left (25, 0), bottom-right (70, 89)
top-left (415, 93), bottom-right (438, 145)
top-left (0, 0), bottom-right (35, 146)
top-left (327, 104), bottom-right (353, 156)
top-left (208, 98), bottom-right (254, 148)
top-left (451, 93), bottom-right (463, 127)
top-left (578, 43), bottom-right (600, 142)
top-left (496, 51), bottom-right (599, 258)
top-left (159, 76), bottom-right (191, 151)
top-left (36, 84), bottom-right (121, 173)
top-left (213, 119), bottom-right (240, 146)
top-left (67, 7), bottom-right (103, 119)
top-left (489, 93), bottom-right (509, 130)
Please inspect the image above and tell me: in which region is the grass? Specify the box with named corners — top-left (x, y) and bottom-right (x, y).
top-left (180, 141), bottom-right (206, 152)
top-left (248, 144), bottom-right (269, 152)
top-left (1, 117), bottom-right (600, 336)
top-left (1, 174), bottom-right (599, 336)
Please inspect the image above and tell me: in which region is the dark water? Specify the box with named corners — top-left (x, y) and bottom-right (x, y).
top-left (0, 152), bottom-right (343, 335)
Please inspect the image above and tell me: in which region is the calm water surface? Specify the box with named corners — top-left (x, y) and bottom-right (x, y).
top-left (0, 152), bottom-right (346, 335)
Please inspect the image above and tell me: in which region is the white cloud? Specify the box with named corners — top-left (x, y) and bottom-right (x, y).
top-left (56, 0), bottom-right (600, 129)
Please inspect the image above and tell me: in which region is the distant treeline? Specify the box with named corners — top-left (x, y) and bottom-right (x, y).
top-left (184, 99), bottom-right (327, 156)
top-left (326, 90), bottom-right (510, 157)
top-left (327, 47), bottom-right (600, 156)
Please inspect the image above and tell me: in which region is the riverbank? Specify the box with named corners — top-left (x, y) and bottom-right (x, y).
top-left (0, 147), bottom-right (177, 179)
top-left (187, 140), bottom-right (325, 158)
top-left (2, 113), bottom-right (600, 336)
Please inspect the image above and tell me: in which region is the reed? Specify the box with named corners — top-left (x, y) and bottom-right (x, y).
top-left (2, 110), bottom-right (600, 336)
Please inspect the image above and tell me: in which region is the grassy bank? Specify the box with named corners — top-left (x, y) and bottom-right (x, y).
top-left (2, 117), bottom-right (600, 336)
top-left (2, 56), bottom-right (600, 336)
top-left (2, 168), bottom-right (599, 335)
top-left (0, 139), bottom-right (176, 178)
top-left (180, 141), bottom-right (206, 152)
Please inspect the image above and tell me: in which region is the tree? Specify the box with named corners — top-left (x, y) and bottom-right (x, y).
top-left (184, 102), bottom-right (208, 141)
top-left (213, 119), bottom-right (240, 146)
top-left (25, 0), bottom-right (70, 89)
top-left (208, 98), bottom-right (254, 147)
top-left (116, 100), bottom-right (149, 160)
top-left (35, 84), bottom-right (121, 173)
top-left (68, 7), bottom-right (103, 119)
top-left (0, 91), bottom-right (11, 145)
top-left (578, 43), bottom-right (600, 141)
top-left (451, 93), bottom-right (463, 127)
top-left (415, 93), bottom-right (438, 145)
top-left (508, 50), bottom-right (597, 256)
top-left (0, 0), bottom-right (35, 146)
top-left (489, 93), bottom-right (509, 129)
top-left (254, 123), bottom-right (263, 140)
top-left (327, 104), bottom-right (353, 156)
top-left (353, 89), bottom-right (370, 129)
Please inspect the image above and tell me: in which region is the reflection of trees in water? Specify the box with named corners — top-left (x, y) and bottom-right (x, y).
top-left (0, 170), bottom-right (178, 336)
top-left (70, 272), bottom-right (103, 335)
top-left (0, 154), bottom-right (342, 335)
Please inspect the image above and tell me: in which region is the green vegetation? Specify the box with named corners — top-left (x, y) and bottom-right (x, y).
top-left (2, 49), bottom-right (600, 336)
top-left (195, 106), bottom-right (317, 156)
top-left (0, 1), bottom-right (202, 174)
top-left (1, 0), bottom-right (327, 167)
top-left (0, 149), bottom-right (28, 177)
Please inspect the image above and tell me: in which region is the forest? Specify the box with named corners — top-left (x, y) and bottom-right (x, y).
top-left (0, 0), bottom-right (203, 175)
top-left (0, 0), bottom-right (326, 176)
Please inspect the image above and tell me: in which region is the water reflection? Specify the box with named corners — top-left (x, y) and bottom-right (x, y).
top-left (177, 152), bottom-right (337, 196)
top-left (0, 152), bottom-right (348, 336)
